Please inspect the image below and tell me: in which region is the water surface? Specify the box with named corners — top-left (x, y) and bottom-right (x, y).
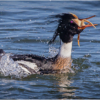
top-left (0, 1), bottom-right (100, 99)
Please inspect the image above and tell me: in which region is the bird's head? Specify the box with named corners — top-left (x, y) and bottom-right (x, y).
top-left (49, 13), bottom-right (97, 46)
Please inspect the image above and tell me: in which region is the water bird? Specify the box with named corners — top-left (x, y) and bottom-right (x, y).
top-left (0, 13), bottom-right (97, 76)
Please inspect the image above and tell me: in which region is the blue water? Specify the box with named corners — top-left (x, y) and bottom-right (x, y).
top-left (0, 1), bottom-right (100, 99)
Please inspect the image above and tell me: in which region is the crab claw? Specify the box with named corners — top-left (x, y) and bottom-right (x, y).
top-left (71, 13), bottom-right (97, 29)
top-left (70, 13), bottom-right (97, 46)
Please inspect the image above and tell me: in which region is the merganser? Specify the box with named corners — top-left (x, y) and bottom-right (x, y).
top-left (0, 13), bottom-right (97, 77)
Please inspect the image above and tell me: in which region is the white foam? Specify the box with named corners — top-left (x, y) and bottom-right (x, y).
top-left (0, 54), bottom-right (31, 78)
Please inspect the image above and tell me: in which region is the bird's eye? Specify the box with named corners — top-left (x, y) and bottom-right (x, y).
top-left (70, 20), bottom-right (73, 23)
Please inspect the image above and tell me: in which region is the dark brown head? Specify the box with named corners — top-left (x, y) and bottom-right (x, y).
top-left (49, 13), bottom-right (97, 45)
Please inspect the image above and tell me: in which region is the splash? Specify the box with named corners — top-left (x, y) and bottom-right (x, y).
top-left (0, 54), bottom-right (30, 78)
top-left (49, 46), bottom-right (59, 58)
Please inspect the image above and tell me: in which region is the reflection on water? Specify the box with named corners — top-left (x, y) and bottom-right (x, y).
top-left (55, 74), bottom-right (75, 98)
top-left (0, 1), bottom-right (100, 99)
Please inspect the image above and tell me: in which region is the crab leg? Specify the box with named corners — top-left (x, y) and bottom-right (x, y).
top-left (77, 34), bottom-right (80, 47)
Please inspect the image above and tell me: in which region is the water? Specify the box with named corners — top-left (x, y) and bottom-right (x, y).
top-left (0, 1), bottom-right (100, 99)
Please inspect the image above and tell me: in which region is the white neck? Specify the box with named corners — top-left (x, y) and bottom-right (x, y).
top-left (58, 41), bottom-right (72, 58)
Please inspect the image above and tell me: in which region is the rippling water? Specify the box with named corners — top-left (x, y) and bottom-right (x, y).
top-left (0, 1), bottom-right (100, 99)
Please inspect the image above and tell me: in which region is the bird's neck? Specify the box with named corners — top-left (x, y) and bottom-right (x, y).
top-left (53, 41), bottom-right (72, 72)
top-left (58, 41), bottom-right (72, 58)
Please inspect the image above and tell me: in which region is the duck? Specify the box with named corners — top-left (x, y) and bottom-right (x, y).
top-left (0, 13), bottom-right (97, 76)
